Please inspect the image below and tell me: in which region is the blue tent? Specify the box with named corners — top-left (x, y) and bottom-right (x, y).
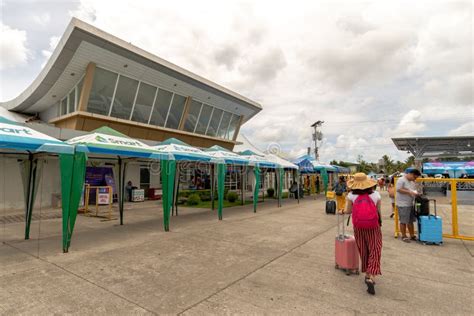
top-left (331, 165), bottom-right (351, 174)
top-left (422, 161), bottom-right (474, 178)
top-left (293, 155), bottom-right (337, 173)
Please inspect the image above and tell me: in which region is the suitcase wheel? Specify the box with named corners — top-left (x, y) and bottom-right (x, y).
top-left (345, 270), bottom-right (351, 276)
top-left (355, 270), bottom-right (360, 275)
top-left (335, 264), bottom-right (339, 269)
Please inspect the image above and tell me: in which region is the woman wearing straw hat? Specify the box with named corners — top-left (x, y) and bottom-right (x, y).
top-left (341, 172), bottom-right (382, 295)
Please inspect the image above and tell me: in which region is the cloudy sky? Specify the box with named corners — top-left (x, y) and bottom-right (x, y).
top-left (1, 0), bottom-right (472, 162)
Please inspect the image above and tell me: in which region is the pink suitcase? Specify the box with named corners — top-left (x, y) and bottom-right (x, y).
top-left (335, 214), bottom-right (359, 275)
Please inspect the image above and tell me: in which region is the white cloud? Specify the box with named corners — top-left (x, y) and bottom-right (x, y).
top-left (31, 12), bottom-right (51, 26)
top-left (41, 36), bottom-right (60, 67)
top-left (0, 22), bottom-right (29, 70)
top-left (392, 110), bottom-right (427, 137)
top-left (1, 0), bottom-right (471, 164)
top-left (448, 122), bottom-right (474, 136)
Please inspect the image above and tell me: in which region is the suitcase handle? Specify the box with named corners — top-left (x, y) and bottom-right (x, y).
top-left (429, 199), bottom-right (437, 217)
top-left (337, 213), bottom-right (346, 240)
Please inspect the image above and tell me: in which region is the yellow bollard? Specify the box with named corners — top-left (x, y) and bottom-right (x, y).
top-left (450, 179), bottom-right (459, 237)
top-left (393, 177), bottom-right (400, 238)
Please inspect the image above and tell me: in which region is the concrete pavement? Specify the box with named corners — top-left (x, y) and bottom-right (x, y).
top-left (1, 193), bottom-right (473, 315)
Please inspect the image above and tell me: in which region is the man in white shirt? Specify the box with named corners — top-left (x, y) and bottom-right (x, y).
top-left (396, 169), bottom-right (421, 242)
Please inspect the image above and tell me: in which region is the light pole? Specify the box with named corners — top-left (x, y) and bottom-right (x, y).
top-left (311, 121), bottom-right (324, 161)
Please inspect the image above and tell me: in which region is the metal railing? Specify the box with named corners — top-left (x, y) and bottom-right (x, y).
top-left (393, 178), bottom-right (474, 241)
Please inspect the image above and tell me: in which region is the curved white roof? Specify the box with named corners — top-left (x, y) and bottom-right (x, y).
top-left (1, 18), bottom-right (262, 121)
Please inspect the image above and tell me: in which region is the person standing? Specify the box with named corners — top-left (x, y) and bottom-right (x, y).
top-left (387, 177), bottom-right (395, 218)
top-left (341, 173), bottom-right (382, 295)
top-left (396, 169), bottom-right (421, 242)
top-left (333, 176), bottom-right (347, 211)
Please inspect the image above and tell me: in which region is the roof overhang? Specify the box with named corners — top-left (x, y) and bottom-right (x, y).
top-left (1, 18), bottom-right (262, 123)
top-left (392, 136), bottom-right (474, 159)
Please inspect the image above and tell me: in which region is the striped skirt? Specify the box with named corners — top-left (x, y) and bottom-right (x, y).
top-left (354, 227), bottom-right (382, 275)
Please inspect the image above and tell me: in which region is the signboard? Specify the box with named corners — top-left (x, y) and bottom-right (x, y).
top-left (85, 167), bottom-right (116, 204)
top-left (131, 189), bottom-right (145, 202)
top-left (98, 188), bottom-right (111, 205)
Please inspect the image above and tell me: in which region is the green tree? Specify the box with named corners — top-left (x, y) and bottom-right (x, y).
top-left (356, 155), bottom-right (374, 173)
top-left (381, 154), bottom-right (395, 174)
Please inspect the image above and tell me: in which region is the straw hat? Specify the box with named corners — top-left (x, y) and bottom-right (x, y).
top-left (347, 172), bottom-right (377, 190)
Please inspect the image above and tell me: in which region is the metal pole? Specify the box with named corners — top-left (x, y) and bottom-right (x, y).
top-left (393, 177), bottom-right (400, 238)
top-left (241, 165), bottom-right (245, 205)
top-left (211, 164), bottom-right (215, 210)
top-left (451, 179), bottom-right (459, 237)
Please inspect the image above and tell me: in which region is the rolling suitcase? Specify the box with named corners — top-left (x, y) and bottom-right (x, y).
top-left (326, 200), bottom-right (336, 214)
top-left (417, 199), bottom-right (443, 245)
top-left (335, 214), bottom-right (359, 275)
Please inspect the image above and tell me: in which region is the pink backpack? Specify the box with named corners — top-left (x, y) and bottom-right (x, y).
top-left (352, 194), bottom-right (379, 229)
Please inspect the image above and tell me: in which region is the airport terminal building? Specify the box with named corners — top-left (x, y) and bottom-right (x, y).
top-left (0, 18), bottom-right (262, 209)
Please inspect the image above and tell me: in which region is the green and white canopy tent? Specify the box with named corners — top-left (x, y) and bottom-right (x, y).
top-left (265, 153), bottom-right (299, 205)
top-left (66, 127), bottom-right (174, 229)
top-left (239, 150), bottom-right (280, 212)
top-left (204, 145), bottom-right (250, 216)
top-left (154, 138), bottom-right (215, 162)
top-left (0, 116), bottom-right (82, 253)
top-left (154, 138), bottom-right (218, 218)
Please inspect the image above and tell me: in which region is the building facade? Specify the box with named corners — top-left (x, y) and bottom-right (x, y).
top-left (0, 18), bottom-right (262, 209)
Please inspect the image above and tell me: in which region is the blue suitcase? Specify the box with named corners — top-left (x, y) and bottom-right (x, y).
top-left (417, 200), bottom-right (443, 245)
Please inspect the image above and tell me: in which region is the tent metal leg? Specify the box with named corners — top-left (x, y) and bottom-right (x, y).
top-left (211, 164), bottom-right (215, 211)
top-left (24, 155), bottom-right (38, 240)
top-left (241, 166), bottom-right (245, 205)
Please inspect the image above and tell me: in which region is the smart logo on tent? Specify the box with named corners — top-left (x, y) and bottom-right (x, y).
top-left (0, 124), bottom-right (33, 136)
top-left (95, 135), bottom-right (109, 143)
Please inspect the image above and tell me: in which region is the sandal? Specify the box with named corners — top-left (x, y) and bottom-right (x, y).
top-left (365, 278), bottom-right (376, 295)
top-left (365, 276), bottom-right (375, 284)
top-left (410, 236), bottom-right (418, 241)
top-left (402, 237), bottom-right (411, 243)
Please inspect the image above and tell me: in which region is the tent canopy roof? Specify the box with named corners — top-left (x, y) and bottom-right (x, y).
top-left (159, 137), bottom-right (189, 146)
top-left (154, 138), bottom-right (213, 162)
top-left (206, 145), bottom-right (231, 152)
top-left (0, 116), bottom-right (73, 154)
top-left (67, 126), bottom-right (170, 160)
top-left (265, 153), bottom-right (298, 169)
top-left (204, 145), bottom-right (249, 165)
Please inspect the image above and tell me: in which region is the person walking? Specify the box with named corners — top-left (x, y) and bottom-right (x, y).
top-left (333, 176), bottom-right (347, 211)
top-left (341, 173), bottom-right (382, 295)
top-left (396, 169), bottom-right (421, 242)
top-left (387, 177), bottom-right (395, 218)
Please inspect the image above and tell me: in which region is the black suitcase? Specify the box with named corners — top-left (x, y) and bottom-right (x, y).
top-left (326, 200), bottom-right (336, 214)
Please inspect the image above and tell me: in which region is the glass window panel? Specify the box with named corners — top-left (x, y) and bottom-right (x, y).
top-left (87, 67), bottom-right (118, 116)
top-left (76, 77), bottom-right (84, 104)
top-left (217, 111), bottom-right (232, 138)
top-left (131, 82), bottom-right (157, 124)
top-left (206, 108), bottom-right (223, 137)
top-left (150, 89), bottom-right (173, 126)
top-left (110, 75), bottom-right (139, 120)
top-left (68, 88), bottom-right (76, 113)
top-left (195, 104), bottom-right (212, 134)
top-left (227, 114), bottom-right (240, 139)
top-left (165, 94), bottom-right (186, 129)
top-left (184, 100), bottom-right (202, 132)
top-left (60, 98), bottom-right (67, 116)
